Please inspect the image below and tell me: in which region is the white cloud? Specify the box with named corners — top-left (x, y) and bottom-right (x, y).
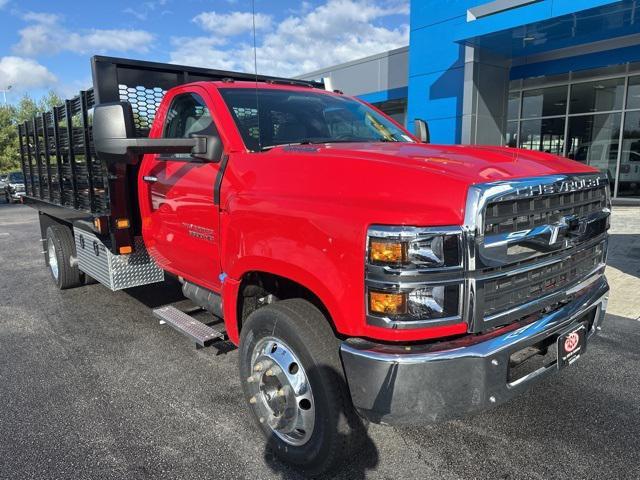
top-left (0, 56), bottom-right (57, 91)
top-left (123, 0), bottom-right (172, 21)
top-left (22, 12), bottom-right (59, 24)
top-left (14, 12), bottom-right (155, 56)
top-left (193, 11), bottom-right (273, 37)
top-left (170, 0), bottom-right (409, 77)
top-left (0, 0), bottom-right (9, 9)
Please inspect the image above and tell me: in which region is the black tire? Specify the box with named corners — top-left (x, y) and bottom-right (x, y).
top-left (46, 225), bottom-right (81, 290)
top-left (239, 299), bottom-right (366, 475)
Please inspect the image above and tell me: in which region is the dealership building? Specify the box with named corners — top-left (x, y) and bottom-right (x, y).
top-left (299, 0), bottom-right (640, 202)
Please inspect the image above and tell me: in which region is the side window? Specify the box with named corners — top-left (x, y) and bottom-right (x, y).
top-left (164, 93), bottom-right (218, 139)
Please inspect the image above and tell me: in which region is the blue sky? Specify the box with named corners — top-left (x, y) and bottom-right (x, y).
top-left (0, 0), bottom-right (408, 104)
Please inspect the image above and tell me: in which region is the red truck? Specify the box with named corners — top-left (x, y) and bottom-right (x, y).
top-left (19, 56), bottom-right (610, 474)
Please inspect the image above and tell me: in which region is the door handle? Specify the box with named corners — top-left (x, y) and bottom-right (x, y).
top-left (143, 176), bottom-right (158, 183)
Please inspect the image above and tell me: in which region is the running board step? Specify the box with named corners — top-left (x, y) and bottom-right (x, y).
top-left (153, 305), bottom-right (225, 348)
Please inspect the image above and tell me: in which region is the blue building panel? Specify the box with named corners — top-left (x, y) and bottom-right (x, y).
top-left (408, 0), bottom-right (640, 143)
top-left (357, 87), bottom-right (408, 105)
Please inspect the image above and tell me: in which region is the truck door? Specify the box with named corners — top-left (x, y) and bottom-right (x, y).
top-left (139, 88), bottom-right (223, 291)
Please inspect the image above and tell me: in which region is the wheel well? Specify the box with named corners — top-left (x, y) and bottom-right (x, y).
top-left (237, 271), bottom-right (336, 335)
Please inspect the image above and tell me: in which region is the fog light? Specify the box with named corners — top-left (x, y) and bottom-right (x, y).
top-left (369, 291), bottom-right (407, 315)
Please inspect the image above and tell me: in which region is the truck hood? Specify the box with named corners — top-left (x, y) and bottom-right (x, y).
top-left (292, 142), bottom-right (596, 185)
top-left (246, 142), bottom-right (599, 227)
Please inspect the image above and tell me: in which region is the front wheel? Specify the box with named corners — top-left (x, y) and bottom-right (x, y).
top-left (239, 299), bottom-right (366, 475)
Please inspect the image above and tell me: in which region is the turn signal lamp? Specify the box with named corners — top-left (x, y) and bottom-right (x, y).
top-left (119, 246), bottom-right (133, 255)
top-left (369, 291), bottom-right (407, 315)
top-left (369, 240), bottom-right (407, 265)
top-left (115, 218), bottom-right (130, 229)
top-left (93, 217), bottom-right (102, 232)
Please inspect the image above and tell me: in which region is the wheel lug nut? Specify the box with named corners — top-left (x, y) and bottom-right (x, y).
top-left (249, 396), bottom-right (257, 404)
top-left (254, 360), bottom-right (273, 372)
top-left (247, 375), bottom-right (258, 383)
top-left (266, 369), bottom-right (276, 377)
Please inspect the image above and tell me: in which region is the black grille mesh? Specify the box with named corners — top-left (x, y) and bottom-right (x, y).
top-left (483, 243), bottom-right (604, 316)
top-left (484, 186), bottom-right (608, 234)
top-left (118, 85), bottom-right (166, 137)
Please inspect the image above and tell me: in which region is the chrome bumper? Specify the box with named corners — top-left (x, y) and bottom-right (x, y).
top-left (340, 276), bottom-right (609, 425)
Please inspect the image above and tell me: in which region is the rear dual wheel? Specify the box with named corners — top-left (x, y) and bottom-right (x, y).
top-left (239, 299), bottom-right (366, 475)
top-left (46, 225), bottom-right (82, 290)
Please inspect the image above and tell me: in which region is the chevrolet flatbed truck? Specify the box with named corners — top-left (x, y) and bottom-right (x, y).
top-left (18, 56), bottom-right (611, 474)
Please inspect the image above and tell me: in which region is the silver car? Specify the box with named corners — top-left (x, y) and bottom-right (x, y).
top-left (4, 171), bottom-right (26, 203)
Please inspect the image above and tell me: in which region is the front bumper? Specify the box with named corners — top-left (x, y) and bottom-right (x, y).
top-left (7, 189), bottom-right (25, 201)
top-left (340, 275), bottom-right (609, 425)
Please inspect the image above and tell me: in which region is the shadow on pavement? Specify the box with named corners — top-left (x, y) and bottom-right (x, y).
top-left (607, 234), bottom-right (640, 279)
top-left (123, 275), bottom-right (185, 308)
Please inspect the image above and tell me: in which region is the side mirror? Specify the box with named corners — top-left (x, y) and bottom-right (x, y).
top-left (191, 135), bottom-right (224, 163)
top-left (93, 102), bottom-right (206, 164)
top-left (414, 118), bottom-right (430, 143)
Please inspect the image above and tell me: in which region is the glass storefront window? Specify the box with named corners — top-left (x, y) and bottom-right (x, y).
top-left (519, 117), bottom-right (565, 155)
top-left (506, 121), bottom-right (518, 148)
top-left (569, 78), bottom-right (625, 114)
top-left (508, 65), bottom-right (640, 199)
top-left (521, 86), bottom-right (567, 118)
top-left (619, 111), bottom-right (640, 197)
top-left (507, 92), bottom-right (520, 120)
top-left (626, 76), bottom-right (640, 110)
top-left (566, 113), bottom-right (621, 183)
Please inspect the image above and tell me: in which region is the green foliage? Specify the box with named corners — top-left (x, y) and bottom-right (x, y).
top-left (0, 91), bottom-right (65, 173)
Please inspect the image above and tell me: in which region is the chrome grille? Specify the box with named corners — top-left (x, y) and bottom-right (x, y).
top-left (483, 242), bottom-right (604, 317)
top-left (484, 185), bottom-right (607, 235)
top-left (464, 173), bottom-right (610, 332)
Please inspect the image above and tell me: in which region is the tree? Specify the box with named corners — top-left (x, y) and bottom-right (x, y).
top-left (0, 105), bottom-right (19, 173)
top-left (0, 90), bottom-right (64, 173)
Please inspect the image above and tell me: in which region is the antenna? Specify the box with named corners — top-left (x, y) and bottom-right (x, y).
top-left (251, 0), bottom-right (262, 151)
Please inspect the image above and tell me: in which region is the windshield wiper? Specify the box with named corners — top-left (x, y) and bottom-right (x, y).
top-left (260, 137), bottom-right (403, 151)
top-left (261, 140), bottom-right (314, 151)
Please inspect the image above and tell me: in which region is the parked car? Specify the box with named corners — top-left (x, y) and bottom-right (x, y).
top-left (18, 56), bottom-right (610, 474)
top-left (3, 171), bottom-right (25, 203)
top-left (0, 174), bottom-right (7, 195)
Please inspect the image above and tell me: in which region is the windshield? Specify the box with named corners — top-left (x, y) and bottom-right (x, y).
top-left (8, 172), bottom-right (24, 183)
top-left (219, 88), bottom-right (413, 151)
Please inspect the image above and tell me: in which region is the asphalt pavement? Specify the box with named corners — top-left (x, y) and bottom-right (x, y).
top-left (0, 202), bottom-right (639, 480)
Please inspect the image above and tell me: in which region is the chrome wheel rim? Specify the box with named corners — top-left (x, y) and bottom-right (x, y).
top-left (248, 337), bottom-right (315, 446)
top-left (48, 240), bottom-right (59, 280)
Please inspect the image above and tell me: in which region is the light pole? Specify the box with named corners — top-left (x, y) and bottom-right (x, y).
top-left (1, 85), bottom-right (12, 105)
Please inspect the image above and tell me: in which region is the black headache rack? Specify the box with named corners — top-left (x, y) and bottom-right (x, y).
top-left (18, 55), bottom-right (324, 252)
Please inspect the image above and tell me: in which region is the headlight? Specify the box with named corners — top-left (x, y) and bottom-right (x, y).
top-left (368, 284), bottom-right (461, 320)
top-left (366, 226), bottom-right (464, 327)
top-left (367, 226), bottom-right (461, 269)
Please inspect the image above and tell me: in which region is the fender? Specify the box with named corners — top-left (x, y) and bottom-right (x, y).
top-left (223, 255), bottom-right (349, 345)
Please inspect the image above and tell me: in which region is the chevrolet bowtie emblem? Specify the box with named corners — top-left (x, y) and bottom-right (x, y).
top-left (549, 215), bottom-right (581, 246)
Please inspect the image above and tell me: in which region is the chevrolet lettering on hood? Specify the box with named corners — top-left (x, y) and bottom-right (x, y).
top-left (515, 175), bottom-right (603, 197)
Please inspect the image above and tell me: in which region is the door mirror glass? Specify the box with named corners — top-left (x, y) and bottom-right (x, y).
top-left (414, 118), bottom-right (430, 143)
